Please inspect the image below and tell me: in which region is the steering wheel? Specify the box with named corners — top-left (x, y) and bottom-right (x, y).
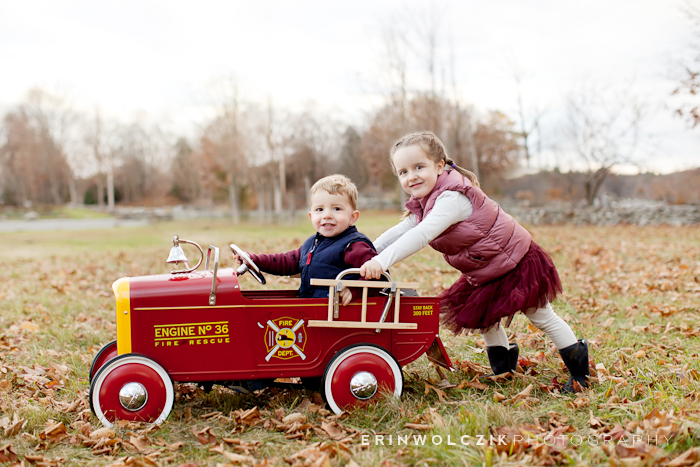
top-left (229, 244), bottom-right (266, 285)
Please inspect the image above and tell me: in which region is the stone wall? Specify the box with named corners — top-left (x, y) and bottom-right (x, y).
top-left (504, 200), bottom-right (700, 226)
top-left (109, 199), bottom-right (700, 226)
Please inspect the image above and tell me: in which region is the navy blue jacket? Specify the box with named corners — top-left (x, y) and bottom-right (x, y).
top-left (298, 226), bottom-right (374, 298)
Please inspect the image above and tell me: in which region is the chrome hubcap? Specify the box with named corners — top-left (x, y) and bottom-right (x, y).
top-left (350, 371), bottom-right (378, 400)
top-left (119, 382), bottom-right (148, 411)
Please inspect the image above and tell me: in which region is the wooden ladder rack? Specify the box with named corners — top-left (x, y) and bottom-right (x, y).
top-left (307, 278), bottom-right (419, 330)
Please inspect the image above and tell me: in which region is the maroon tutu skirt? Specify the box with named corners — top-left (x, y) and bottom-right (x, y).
top-left (440, 241), bottom-right (562, 332)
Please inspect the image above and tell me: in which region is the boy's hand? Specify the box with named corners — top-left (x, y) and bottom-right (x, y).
top-left (360, 259), bottom-right (384, 280)
top-left (231, 251), bottom-right (244, 265)
top-left (339, 287), bottom-right (352, 306)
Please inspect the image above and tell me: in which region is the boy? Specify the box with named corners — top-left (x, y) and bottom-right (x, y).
top-left (232, 174), bottom-right (376, 305)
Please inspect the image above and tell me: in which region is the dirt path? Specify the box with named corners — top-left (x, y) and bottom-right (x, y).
top-left (0, 218), bottom-right (148, 232)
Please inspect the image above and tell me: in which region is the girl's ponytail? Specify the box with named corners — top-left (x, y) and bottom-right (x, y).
top-left (444, 157), bottom-right (480, 189)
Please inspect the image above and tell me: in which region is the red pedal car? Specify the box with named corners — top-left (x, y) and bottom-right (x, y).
top-left (89, 236), bottom-right (452, 427)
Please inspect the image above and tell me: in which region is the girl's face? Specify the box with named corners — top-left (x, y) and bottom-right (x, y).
top-left (392, 145), bottom-right (445, 199)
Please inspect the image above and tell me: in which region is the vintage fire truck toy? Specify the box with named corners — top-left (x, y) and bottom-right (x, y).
top-left (88, 236), bottom-right (452, 427)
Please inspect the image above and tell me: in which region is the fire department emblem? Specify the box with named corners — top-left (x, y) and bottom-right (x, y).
top-left (263, 317), bottom-right (307, 361)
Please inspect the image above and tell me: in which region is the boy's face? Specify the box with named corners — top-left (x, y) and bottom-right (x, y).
top-left (308, 189), bottom-right (360, 238)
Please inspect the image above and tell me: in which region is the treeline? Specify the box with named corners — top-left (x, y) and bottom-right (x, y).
top-left (502, 168), bottom-right (700, 206)
top-left (0, 87), bottom-right (522, 219)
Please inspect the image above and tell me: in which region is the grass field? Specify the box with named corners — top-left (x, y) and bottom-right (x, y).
top-left (1, 213), bottom-right (699, 466)
top-left (1, 205), bottom-right (114, 220)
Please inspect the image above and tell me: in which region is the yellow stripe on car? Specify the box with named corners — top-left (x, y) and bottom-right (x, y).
top-left (113, 278), bottom-right (131, 354)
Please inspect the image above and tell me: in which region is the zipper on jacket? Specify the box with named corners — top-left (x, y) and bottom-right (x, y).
top-left (306, 237), bottom-right (320, 265)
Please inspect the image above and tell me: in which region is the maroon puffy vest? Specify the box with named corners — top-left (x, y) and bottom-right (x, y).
top-left (405, 170), bottom-right (532, 286)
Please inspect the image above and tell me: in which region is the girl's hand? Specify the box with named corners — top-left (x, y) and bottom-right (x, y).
top-left (360, 259), bottom-right (384, 280)
top-left (339, 287), bottom-right (352, 306)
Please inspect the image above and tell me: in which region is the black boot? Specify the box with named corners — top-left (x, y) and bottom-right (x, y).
top-left (508, 343), bottom-right (519, 373)
top-left (482, 343), bottom-right (519, 378)
top-left (559, 339), bottom-right (590, 393)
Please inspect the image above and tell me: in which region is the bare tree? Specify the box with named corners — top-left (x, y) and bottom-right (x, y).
top-left (673, 1), bottom-right (700, 127)
top-left (285, 107), bottom-right (342, 209)
top-left (171, 138), bottom-right (200, 203)
top-left (0, 88), bottom-right (76, 206)
top-left (472, 111), bottom-right (521, 190)
top-left (0, 124), bottom-right (6, 202)
top-left (360, 96), bottom-right (520, 193)
top-left (24, 88), bottom-right (79, 204)
top-left (377, 24), bottom-right (407, 113)
top-left (411, 1), bottom-right (446, 132)
top-left (368, 2), bottom-right (502, 186)
top-left (260, 98), bottom-right (291, 214)
top-left (505, 56), bottom-right (545, 169)
top-left (198, 77), bottom-right (252, 221)
top-left (448, 35), bottom-right (479, 180)
top-left (565, 85), bottom-right (647, 205)
top-left (105, 119), bottom-right (172, 205)
top-left (337, 126), bottom-right (366, 187)
top-left (83, 108), bottom-right (118, 210)
top-left (2, 111), bottom-right (40, 205)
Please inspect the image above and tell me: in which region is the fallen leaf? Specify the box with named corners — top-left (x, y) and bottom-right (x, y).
top-left (589, 411), bottom-right (605, 429)
top-left (210, 444), bottom-right (256, 464)
top-left (424, 382), bottom-right (447, 403)
top-left (568, 396), bottom-right (590, 409)
top-left (167, 442), bottom-right (183, 451)
top-left (510, 384), bottom-right (534, 403)
top-left (1, 415), bottom-right (26, 437)
top-left (0, 444), bottom-right (18, 463)
top-left (21, 322), bottom-right (40, 332)
top-left (320, 421), bottom-right (347, 440)
top-left (191, 426), bottom-right (217, 445)
top-left (667, 447), bottom-right (700, 467)
top-left (232, 407), bottom-right (262, 426)
top-left (404, 423), bottom-right (432, 431)
top-left (286, 445), bottom-right (332, 466)
top-left (89, 427), bottom-right (115, 439)
top-left (282, 413), bottom-right (306, 424)
top-left (421, 408), bottom-right (446, 427)
top-left (311, 392), bottom-right (325, 406)
top-left (462, 379), bottom-right (488, 390)
top-left (129, 435), bottom-right (151, 453)
top-left (492, 426), bottom-right (527, 455)
top-left (39, 421), bottom-right (67, 442)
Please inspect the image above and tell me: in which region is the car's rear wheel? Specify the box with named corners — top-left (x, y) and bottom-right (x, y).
top-left (90, 354), bottom-right (174, 428)
top-left (89, 340), bottom-right (118, 383)
top-left (322, 344), bottom-right (402, 414)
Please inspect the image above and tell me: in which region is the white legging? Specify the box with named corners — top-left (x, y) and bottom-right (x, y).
top-left (481, 302), bottom-right (578, 350)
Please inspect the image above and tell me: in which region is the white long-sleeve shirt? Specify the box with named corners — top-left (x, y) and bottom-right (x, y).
top-left (373, 191), bottom-right (473, 271)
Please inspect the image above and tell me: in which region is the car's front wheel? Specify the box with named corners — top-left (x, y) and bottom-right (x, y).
top-left (89, 354), bottom-right (174, 428)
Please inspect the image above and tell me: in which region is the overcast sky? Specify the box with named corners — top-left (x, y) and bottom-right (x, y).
top-left (1, 0), bottom-right (698, 173)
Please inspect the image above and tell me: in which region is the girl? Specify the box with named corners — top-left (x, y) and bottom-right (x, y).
top-left (360, 131), bottom-right (590, 393)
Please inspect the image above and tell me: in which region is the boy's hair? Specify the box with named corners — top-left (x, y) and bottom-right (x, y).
top-left (390, 131), bottom-right (480, 188)
top-left (310, 174), bottom-right (359, 210)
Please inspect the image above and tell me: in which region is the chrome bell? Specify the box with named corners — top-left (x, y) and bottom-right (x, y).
top-left (166, 235), bottom-right (189, 265)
